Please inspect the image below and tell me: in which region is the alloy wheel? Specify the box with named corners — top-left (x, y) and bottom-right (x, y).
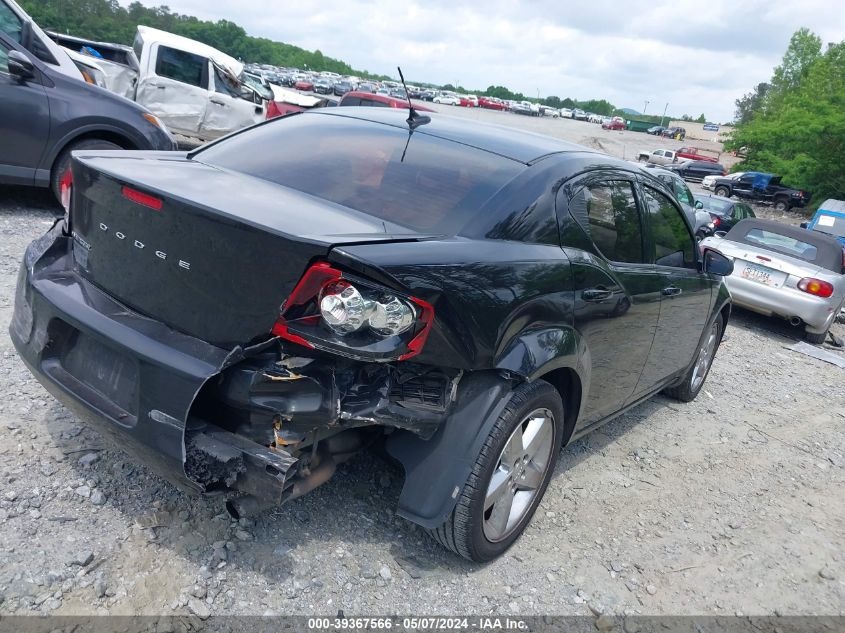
top-left (483, 408), bottom-right (555, 542)
top-left (690, 321), bottom-right (720, 392)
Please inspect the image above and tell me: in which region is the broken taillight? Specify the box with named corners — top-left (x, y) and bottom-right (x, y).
top-left (797, 277), bottom-right (834, 298)
top-left (272, 262), bottom-right (435, 361)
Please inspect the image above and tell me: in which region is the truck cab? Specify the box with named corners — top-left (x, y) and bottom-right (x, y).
top-left (133, 26), bottom-right (266, 141)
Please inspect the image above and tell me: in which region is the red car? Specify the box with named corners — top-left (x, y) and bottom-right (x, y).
top-left (478, 96), bottom-right (507, 111)
top-left (601, 116), bottom-right (626, 131)
top-left (338, 91), bottom-right (435, 111)
top-left (294, 80), bottom-right (314, 91)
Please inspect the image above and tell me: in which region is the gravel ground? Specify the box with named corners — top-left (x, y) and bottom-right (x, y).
top-left (1, 114), bottom-right (844, 618)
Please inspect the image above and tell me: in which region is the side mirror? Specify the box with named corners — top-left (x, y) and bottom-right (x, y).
top-left (799, 222), bottom-right (809, 229)
top-left (703, 248), bottom-right (734, 276)
top-left (8, 50), bottom-right (35, 81)
top-left (695, 200), bottom-right (704, 209)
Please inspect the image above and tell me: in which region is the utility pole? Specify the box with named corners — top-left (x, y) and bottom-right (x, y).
top-left (643, 100), bottom-right (649, 115)
top-left (660, 102), bottom-right (669, 128)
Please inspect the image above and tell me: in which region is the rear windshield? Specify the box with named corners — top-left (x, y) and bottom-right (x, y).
top-left (727, 223), bottom-right (842, 271)
top-left (814, 213), bottom-right (845, 238)
top-left (194, 112), bottom-right (524, 232)
top-left (744, 228), bottom-right (817, 260)
top-left (697, 196), bottom-right (732, 214)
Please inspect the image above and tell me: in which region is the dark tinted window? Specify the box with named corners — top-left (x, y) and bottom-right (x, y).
top-left (0, 3), bottom-right (22, 43)
top-left (195, 112), bottom-right (524, 233)
top-left (697, 196), bottom-right (732, 215)
top-left (571, 181), bottom-right (645, 263)
top-left (0, 40), bottom-right (8, 73)
top-left (132, 32), bottom-right (143, 63)
top-left (213, 65), bottom-right (237, 95)
top-left (734, 203), bottom-right (754, 220)
top-left (362, 98), bottom-right (389, 108)
top-left (339, 96), bottom-right (361, 106)
top-left (156, 45), bottom-right (205, 88)
top-left (643, 186), bottom-right (695, 268)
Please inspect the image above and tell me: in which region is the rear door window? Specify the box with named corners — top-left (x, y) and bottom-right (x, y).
top-left (155, 45), bottom-right (207, 88)
top-left (570, 181), bottom-right (645, 264)
top-left (642, 186), bottom-right (695, 268)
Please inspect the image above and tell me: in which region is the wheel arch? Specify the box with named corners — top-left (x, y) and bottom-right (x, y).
top-left (46, 127), bottom-right (139, 177)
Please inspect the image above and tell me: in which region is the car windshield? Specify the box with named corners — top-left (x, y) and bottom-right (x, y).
top-left (813, 213), bottom-right (845, 238)
top-left (194, 112), bottom-right (525, 233)
top-left (697, 197), bottom-right (732, 214)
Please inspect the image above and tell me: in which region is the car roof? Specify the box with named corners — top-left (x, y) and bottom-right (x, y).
top-left (307, 108), bottom-right (595, 163)
top-left (725, 218), bottom-right (844, 272)
top-left (818, 199), bottom-right (845, 215)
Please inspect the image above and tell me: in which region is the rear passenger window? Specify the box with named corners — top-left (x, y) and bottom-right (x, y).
top-left (341, 96), bottom-right (361, 106)
top-left (571, 181), bottom-right (645, 264)
top-left (155, 45), bottom-right (205, 88)
top-left (643, 186), bottom-right (695, 268)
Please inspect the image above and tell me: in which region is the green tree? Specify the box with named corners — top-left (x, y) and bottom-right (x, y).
top-left (727, 31), bottom-right (845, 211)
top-left (734, 82), bottom-right (769, 124)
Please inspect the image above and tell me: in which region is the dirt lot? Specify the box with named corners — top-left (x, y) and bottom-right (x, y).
top-left (1, 112), bottom-right (843, 618)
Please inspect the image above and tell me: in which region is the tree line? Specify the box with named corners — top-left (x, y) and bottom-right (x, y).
top-left (20, 0), bottom-right (708, 121)
top-left (729, 28), bottom-right (844, 209)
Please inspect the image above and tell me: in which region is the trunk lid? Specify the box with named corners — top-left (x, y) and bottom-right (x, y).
top-left (69, 152), bottom-right (426, 348)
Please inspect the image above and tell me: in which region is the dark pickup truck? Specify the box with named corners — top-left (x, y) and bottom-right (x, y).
top-left (711, 172), bottom-right (811, 211)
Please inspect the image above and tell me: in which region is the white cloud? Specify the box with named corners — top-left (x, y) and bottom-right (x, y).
top-left (122, 0), bottom-right (845, 122)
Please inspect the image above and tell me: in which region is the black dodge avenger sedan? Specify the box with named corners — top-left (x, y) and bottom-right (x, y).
top-left (11, 108), bottom-right (733, 561)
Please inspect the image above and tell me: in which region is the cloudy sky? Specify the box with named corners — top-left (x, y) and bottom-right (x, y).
top-left (125, 0), bottom-right (845, 122)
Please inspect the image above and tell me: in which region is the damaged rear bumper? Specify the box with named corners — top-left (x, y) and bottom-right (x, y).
top-left (11, 226), bottom-right (461, 512)
top-left (10, 224), bottom-right (270, 494)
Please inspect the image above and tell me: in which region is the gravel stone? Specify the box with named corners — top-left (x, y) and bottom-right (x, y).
top-left (69, 550), bottom-right (94, 567)
top-left (379, 565), bottom-right (392, 580)
top-left (78, 453), bottom-right (99, 467)
top-left (74, 485), bottom-right (91, 499)
top-left (89, 489), bottom-right (106, 506)
top-left (188, 597), bottom-right (210, 619)
top-left (234, 529), bottom-right (252, 541)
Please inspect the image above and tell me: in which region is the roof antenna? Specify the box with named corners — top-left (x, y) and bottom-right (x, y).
top-left (398, 66), bottom-right (430, 130)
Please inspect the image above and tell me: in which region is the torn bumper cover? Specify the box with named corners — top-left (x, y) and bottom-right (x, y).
top-left (10, 226), bottom-right (458, 509)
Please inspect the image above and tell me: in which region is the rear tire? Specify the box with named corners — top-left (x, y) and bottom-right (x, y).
top-left (714, 186), bottom-right (730, 198)
top-left (427, 380), bottom-right (564, 562)
top-left (664, 315), bottom-right (723, 402)
top-left (773, 198), bottom-right (790, 212)
top-left (51, 139), bottom-right (122, 201)
top-left (804, 328), bottom-right (828, 345)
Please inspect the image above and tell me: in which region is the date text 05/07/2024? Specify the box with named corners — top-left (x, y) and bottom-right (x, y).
top-left (306, 617), bottom-right (529, 631)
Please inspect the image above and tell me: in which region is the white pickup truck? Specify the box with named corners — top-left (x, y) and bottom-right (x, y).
top-left (49, 26), bottom-right (271, 142)
top-left (637, 148), bottom-right (678, 165)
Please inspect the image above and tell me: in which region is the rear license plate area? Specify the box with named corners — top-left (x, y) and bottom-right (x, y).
top-left (738, 261), bottom-right (787, 288)
top-left (42, 320), bottom-right (138, 423)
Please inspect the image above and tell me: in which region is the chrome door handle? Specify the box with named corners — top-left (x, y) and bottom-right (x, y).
top-left (210, 99), bottom-right (225, 106)
top-left (662, 286), bottom-right (682, 297)
top-left (582, 287), bottom-right (613, 302)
